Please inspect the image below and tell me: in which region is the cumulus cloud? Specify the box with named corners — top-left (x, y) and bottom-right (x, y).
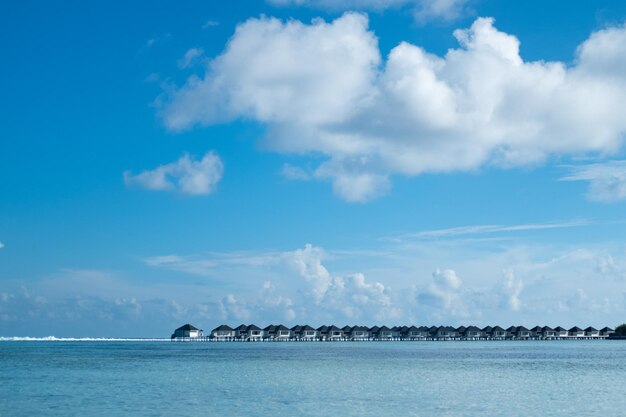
top-left (217, 282), bottom-right (296, 322)
top-left (279, 244), bottom-right (400, 320)
top-left (284, 244), bottom-right (332, 302)
top-left (561, 161), bottom-right (626, 202)
top-left (501, 269), bottom-right (523, 311)
top-left (178, 48), bottom-right (205, 69)
top-left (140, 239), bottom-right (626, 326)
top-left (124, 151), bottom-right (223, 195)
top-left (7, 240), bottom-right (626, 335)
top-left (219, 294), bottom-right (251, 321)
top-left (144, 243), bottom-right (400, 322)
top-left (161, 14), bottom-right (626, 201)
top-left (267, 0), bottom-right (471, 22)
top-left (417, 268), bottom-right (468, 318)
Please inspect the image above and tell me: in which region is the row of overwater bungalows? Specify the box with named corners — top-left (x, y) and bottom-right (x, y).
top-left (171, 324), bottom-right (615, 341)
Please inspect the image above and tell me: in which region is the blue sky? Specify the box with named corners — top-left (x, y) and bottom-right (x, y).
top-left (2, 0), bottom-right (626, 337)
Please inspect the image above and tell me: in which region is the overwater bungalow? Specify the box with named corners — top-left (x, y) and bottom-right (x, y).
top-left (436, 326), bottom-right (457, 339)
top-left (369, 326), bottom-right (381, 339)
top-left (505, 326), bottom-right (517, 338)
top-left (530, 326), bottom-right (543, 338)
top-left (569, 326), bottom-right (585, 338)
top-left (176, 323), bottom-right (618, 342)
top-left (554, 327), bottom-right (568, 338)
top-left (248, 324), bottom-right (263, 340)
top-left (235, 324), bottom-right (248, 340)
top-left (291, 325), bottom-right (303, 339)
top-left (328, 325), bottom-right (344, 340)
top-left (301, 325), bottom-right (318, 340)
top-left (516, 326), bottom-right (531, 339)
top-left (171, 324), bottom-right (203, 339)
top-left (585, 327), bottom-right (599, 338)
top-left (263, 325), bottom-right (277, 340)
top-left (418, 326), bottom-right (431, 339)
top-left (400, 326), bottom-right (409, 339)
top-left (491, 326), bottom-right (506, 339)
top-left (542, 326), bottom-right (556, 338)
top-left (482, 326), bottom-right (493, 338)
top-left (391, 326), bottom-right (402, 339)
top-left (428, 326), bottom-right (438, 338)
top-left (406, 325), bottom-right (427, 340)
top-left (350, 326), bottom-right (369, 340)
top-left (275, 325), bottom-right (292, 340)
top-left (379, 326), bottom-right (393, 339)
top-left (212, 324), bottom-right (235, 340)
top-left (464, 326), bottom-right (482, 339)
top-left (317, 325), bottom-right (329, 340)
top-left (600, 327), bottom-right (614, 337)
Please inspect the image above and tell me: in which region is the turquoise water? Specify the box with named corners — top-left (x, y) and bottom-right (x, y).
top-left (2, 340), bottom-right (626, 416)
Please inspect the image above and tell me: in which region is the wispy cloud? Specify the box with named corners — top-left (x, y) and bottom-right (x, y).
top-left (266, 0), bottom-right (473, 22)
top-left (202, 20), bottom-right (220, 29)
top-left (124, 151), bottom-right (223, 195)
top-left (281, 164), bottom-right (311, 181)
top-left (0, 241), bottom-right (4, 249)
top-left (392, 220), bottom-right (587, 240)
top-left (144, 251), bottom-right (282, 277)
top-left (560, 161), bottom-right (626, 202)
top-left (178, 48), bottom-right (205, 69)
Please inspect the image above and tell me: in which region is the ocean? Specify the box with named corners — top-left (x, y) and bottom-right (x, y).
top-left (2, 340), bottom-right (626, 416)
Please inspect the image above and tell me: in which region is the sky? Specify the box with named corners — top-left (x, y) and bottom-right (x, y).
top-left (2, 0), bottom-right (626, 337)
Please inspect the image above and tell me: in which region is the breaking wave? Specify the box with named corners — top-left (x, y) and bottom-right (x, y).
top-left (0, 336), bottom-right (170, 342)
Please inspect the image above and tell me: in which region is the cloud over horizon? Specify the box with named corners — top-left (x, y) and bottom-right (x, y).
top-left (3, 239), bottom-right (626, 336)
top-left (161, 14), bottom-right (626, 202)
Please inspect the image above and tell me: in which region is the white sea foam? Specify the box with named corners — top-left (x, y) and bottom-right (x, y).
top-left (0, 336), bottom-right (170, 342)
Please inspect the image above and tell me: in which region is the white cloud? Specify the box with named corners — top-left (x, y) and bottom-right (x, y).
top-left (219, 294), bottom-right (251, 321)
top-left (161, 14), bottom-right (626, 201)
top-left (0, 242), bottom-right (4, 249)
top-left (144, 243), bottom-right (401, 322)
top-left (413, 0), bottom-right (470, 22)
top-left (0, 269), bottom-right (229, 337)
top-left (416, 268), bottom-right (468, 318)
top-left (501, 269), bottom-right (523, 311)
top-left (284, 244), bottom-right (331, 302)
top-left (178, 48), bottom-right (205, 69)
top-left (267, 0), bottom-right (471, 22)
top-left (202, 20), bottom-right (219, 29)
top-left (124, 151), bottom-right (223, 195)
top-left (399, 220), bottom-right (587, 240)
top-left (140, 237), bottom-right (626, 327)
top-left (281, 163), bottom-right (311, 180)
top-left (7, 238), bottom-right (626, 336)
top-left (561, 161), bottom-right (626, 202)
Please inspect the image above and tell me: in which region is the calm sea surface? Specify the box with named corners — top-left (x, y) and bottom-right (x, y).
top-left (2, 340), bottom-right (626, 416)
